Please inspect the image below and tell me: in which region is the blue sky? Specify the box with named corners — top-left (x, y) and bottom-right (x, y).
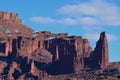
top-left (0, 0), bottom-right (120, 62)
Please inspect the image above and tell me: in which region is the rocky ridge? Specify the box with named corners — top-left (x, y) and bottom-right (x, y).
top-left (0, 11), bottom-right (119, 80)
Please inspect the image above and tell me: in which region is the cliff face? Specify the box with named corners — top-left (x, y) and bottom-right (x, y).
top-left (0, 32), bottom-right (53, 79)
top-left (44, 36), bottom-right (92, 74)
top-left (90, 32), bottom-right (109, 68)
top-left (0, 11), bottom-right (33, 35)
top-left (0, 11), bottom-right (110, 79)
top-left (0, 12), bottom-right (19, 20)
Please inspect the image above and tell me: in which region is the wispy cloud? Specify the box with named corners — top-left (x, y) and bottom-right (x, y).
top-left (58, 0), bottom-right (120, 26)
top-left (84, 33), bottom-right (119, 41)
top-left (30, 16), bottom-right (100, 27)
top-left (107, 34), bottom-right (119, 41)
top-left (30, 17), bottom-right (79, 26)
top-left (79, 17), bottom-right (100, 26)
top-left (57, 18), bottom-right (78, 25)
top-left (30, 16), bottom-right (55, 23)
top-left (30, 0), bottom-right (120, 34)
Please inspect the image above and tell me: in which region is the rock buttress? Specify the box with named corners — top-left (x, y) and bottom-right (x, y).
top-left (44, 36), bottom-right (92, 74)
top-left (90, 32), bottom-right (109, 69)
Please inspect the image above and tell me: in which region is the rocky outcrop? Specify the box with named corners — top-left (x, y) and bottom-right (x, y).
top-left (0, 11), bottom-right (33, 35)
top-left (0, 61), bottom-right (7, 75)
top-left (90, 32), bottom-right (109, 69)
top-left (31, 48), bottom-right (53, 63)
top-left (44, 36), bottom-right (92, 74)
top-left (83, 39), bottom-right (92, 57)
top-left (0, 12), bottom-right (18, 20)
top-left (0, 11), bottom-right (110, 79)
top-left (30, 60), bottom-right (48, 78)
top-left (0, 31), bottom-right (109, 79)
top-left (103, 62), bottom-right (120, 75)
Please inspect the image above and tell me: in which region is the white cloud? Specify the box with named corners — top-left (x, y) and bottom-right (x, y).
top-left (107, 34), bottom-right (119, 41)
top-left (58, 3), bottom-right (98, 16)
top-left (57, 18), bottom-right (78, 25)
top-left (79, 17), bottom-right (100, 26)
top-left (30, 17), bottom-right (79, 26)
top-left (84, 33), bottom-right (119, 41)
top-left (30, 16), bottom-right (55, 23)
top-left (30, 16), bottom-right (99, 27)
top-left (30, 0), bottom-right (120, 32)
top-left (58, 0), bottom-right (120, 26)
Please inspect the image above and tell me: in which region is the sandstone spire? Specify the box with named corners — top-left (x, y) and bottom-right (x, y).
top-left (92, 32), bottom-right (109, 68)
top-left (99, 32), bottom-right (109, 68)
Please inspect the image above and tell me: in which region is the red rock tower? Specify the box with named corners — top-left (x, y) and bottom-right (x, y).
top-left (92, 32), bottom-right (109, 68)
top-left (99, 32), bottom-right (109, 68)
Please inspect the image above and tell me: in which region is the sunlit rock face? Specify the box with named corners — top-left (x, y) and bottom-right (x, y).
top-left (0, 11), bottom-right (33, 35)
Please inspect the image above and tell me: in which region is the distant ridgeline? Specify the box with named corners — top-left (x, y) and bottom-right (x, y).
top-left (0, 11), bottom-right (111, 79)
